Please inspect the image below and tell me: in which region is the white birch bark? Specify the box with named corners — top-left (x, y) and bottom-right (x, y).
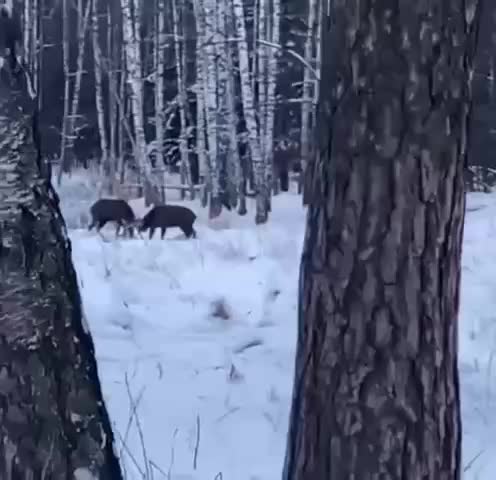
top-left (32, 0), bottom-right (39, 104)
top-left (58, 0), bottom-right (92, 184)
top-left (203, 0), bottom-right (219, 195)
top-left (121, 0), bottom-right (159, 204)
top-left (264, 0), bottom-right (281, 197)
top-left (58, 0), bottom-right (71, 182)
top-left (212, 0), bottom-right (230, 215)
top-left (171, 0), bottom-right (192, 195)
top-left (107, 5), bottom-right (119, 187)
top-left (300, 0), bottom-right (319, 191)
top-left (231, 0), bottom-right (267, 223)
top-left (92, 0), bottom-right (109, 172)
top-left (225, 3), bottom-right (242, 212)
top-left (196, 0), bottom-right (222, 212)
top-left (257, 0), bottom-right (267, 163)
top-left (154, 0), bottom-right (166, 175)
top-left (194, 16), bottom-right (207, 183)
top-left (192, 0), bottom-right (209, 207)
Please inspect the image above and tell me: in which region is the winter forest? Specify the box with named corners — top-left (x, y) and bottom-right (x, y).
top-left (15, 0), bottom-right (322, 223)
top-left (2, 0), bottom-right (496, 478)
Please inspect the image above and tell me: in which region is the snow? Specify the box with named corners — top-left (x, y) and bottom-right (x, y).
top-left (57, 171), bottom-right (496, 479)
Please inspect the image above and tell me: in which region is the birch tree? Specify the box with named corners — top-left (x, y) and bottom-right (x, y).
top-left (59, 0), bottom-right (93, 182)
top-left (225, 2), bottom-right (243, 211)
top-left (64, 0), bottom-right (92, 176)
top-left (299, 0), bottom-right (319, 195)
top-left (92, 0), bottom-right (110, 187)
top-left (154, 0), bottom-right (166, 174)
top-left (193, 0), bottom-right (208, 200)
top-left (283, 0), bottom-right (482, 477)
top-left (171, 0), bottom-right (193, 198)
top-left (59, 0), bottom-right (72, 177)
top-left (232, 0), bottom-right (268, 223)
top-left (121, 0), bottom-right (160, 204)
top-left (0, 7), bottom-right (123, 477)
top-left (263, 0), bottom-right (280, 198)
top-left (201, 0), bottom-right (222, 216)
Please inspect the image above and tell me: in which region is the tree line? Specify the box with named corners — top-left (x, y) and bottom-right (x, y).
top-left (14, 0), bottom-right (319, 223)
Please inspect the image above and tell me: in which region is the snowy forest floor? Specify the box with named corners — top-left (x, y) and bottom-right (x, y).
top-left (56, 170), bottom-right (496, 479)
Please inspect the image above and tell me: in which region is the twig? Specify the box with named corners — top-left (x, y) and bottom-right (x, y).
top-left (193, 415), bottom-right (200, 470)
top-left (114, 426), bottom-right (146, 479)
top-left (463, 449), bottom-right (484, 472)
top-left (119, 381), bottom-right (145, 465)
top-left (167, 428), bottom-right (179, 479)
top-left (125, 374), bottom-right (150, 480)
top-left (149, 460), bottom-right (167, 479)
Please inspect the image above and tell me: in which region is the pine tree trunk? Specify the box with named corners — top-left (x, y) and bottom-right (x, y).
top-left (0, 18), bottom-right (123, 478)
top-left (283, 1), bottom-right (481, 478)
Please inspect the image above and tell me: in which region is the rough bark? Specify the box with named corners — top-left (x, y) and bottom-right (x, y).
top-left (283, 1), bottom-right (481, 479)
top-left (0, 13), bottom-right (123, 478)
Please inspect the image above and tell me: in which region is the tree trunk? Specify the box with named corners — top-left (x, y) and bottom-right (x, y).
top-left (0, 13), bottom-right (123, 478)
top-left (283, 1), bottom-right (481, 479)
top-left (232, 0), bottom-right (267, 223)
top-left (299, 0), bottom-right (318, 197)
top-left (92, 0), bottom-right (110, 188)
top-left (121, 0), bottom-right (160, 206)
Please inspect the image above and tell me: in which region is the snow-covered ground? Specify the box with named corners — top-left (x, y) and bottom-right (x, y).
top-left (57, 172), bottom-right (496, 479)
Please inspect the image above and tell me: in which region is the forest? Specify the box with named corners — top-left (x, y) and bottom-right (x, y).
top-left (7, 0), bottom-right (496, 219)
top-left (0, 0), bottom-right (496, 478)
top-left (7, 0), bottom-right (316, 224)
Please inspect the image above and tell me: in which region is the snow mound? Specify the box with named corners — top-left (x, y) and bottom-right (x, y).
top-left (66, 186), bottom-right (496, 479)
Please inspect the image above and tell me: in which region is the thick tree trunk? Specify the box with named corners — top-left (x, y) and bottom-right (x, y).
top-left (0, 17), bottom-right (123, 478)
top-left (283, 1), bottom-right (481, 479)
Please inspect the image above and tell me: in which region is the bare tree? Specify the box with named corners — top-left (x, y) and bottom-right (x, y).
top-left (92, 0), bottom-right (111, 187)
top-left (59, 0), bottom-right (92, 183)
top-left (232, 0), bottom-right (267, 223)
top-left (121, 0), bottom-right (160, 204)
top-left (0, 7), bottom-right (123, 477)
top-left (283, 1), bottom-right (482, 478)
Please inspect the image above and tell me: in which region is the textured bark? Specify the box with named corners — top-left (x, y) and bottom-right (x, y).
top-left (0, 21), bottom-right (123, 478)
top-left (283, 1), bottom-right (481, 479)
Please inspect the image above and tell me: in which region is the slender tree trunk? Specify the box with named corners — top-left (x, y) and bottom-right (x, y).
top-left (0, 13), bottom-right (123, 478)
top-left (59, 0), bottom-right (72, 180)
top-left (92, 0), bottom-right (110, 188)
top-left (283, 1), bottom-right (481, 478)
top-left (67, 0), bottom-right (91, 165)
top-left (121, 0), bottom-right (159, 205)
top-left (225, 3), bottom-right (241, 210)
top-left (108, 7), bottom-right (119, 191)
top-left (193, 0), bottom-right (208, 205)
top-left (264, 0), bottom-right (280, 201)
top-left (302, 0), bottom-right (322, 205)
top-left (154, 0), bottom-right (166, 195)
top-left (232, 0), bottom-right (267, 223)
top-left (299, 0), bottom-right (318, 197)
top-left (172, 0), bottom-right (192, 201)
top-left (257, 0), bottom-right (267, 166)
top-left (201, 0), bottom-right (222, 213)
